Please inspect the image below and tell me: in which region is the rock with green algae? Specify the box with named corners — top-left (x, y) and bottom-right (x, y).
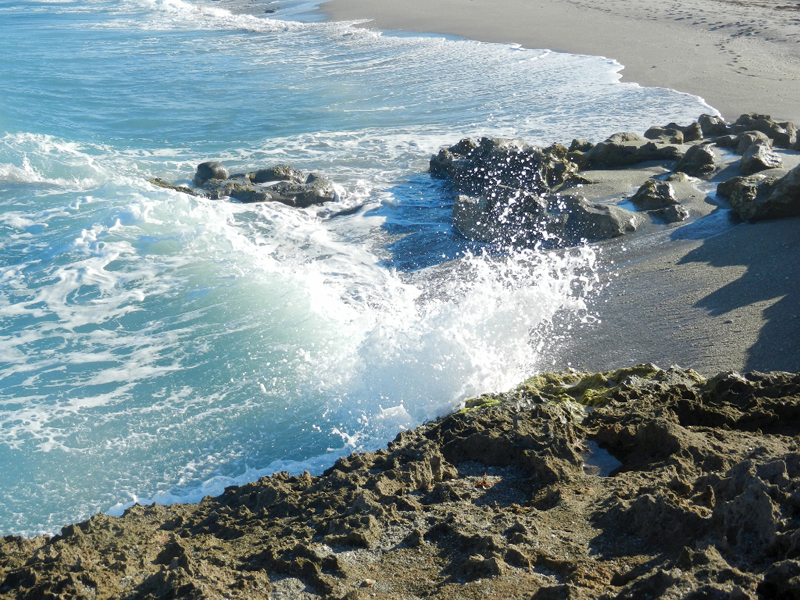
top-left (2, 365), bottom-right (800, 600)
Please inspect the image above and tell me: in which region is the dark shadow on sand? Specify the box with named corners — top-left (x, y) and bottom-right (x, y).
top-left (676, 216), bottom-right (800, 372)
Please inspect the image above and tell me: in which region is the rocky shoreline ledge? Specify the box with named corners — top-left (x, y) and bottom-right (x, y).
top-left (2, 365), bottom-right (800, 599)
top-left (151, 112), bottom-right (800, 252)
top-left (431, 112), bottom-right (800, 248)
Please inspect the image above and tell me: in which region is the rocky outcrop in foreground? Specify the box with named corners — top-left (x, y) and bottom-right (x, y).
top-left (434, 113), bottom-right (800, 247)
top-left (150, 162), bottom-right (337, 208)
top-left (2, 365), bottom-right (799, 599)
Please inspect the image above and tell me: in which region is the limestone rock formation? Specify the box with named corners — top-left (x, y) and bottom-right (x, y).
top-left (432, 137), bottom-right (641, 247)
top-left (674, 143), bottom-right (717, 177)
top-left (630, 179), bottom-right (688, 222)
top-left (453, 192), bottom-right (638, 245)
top-left (739, 142), bottom-right (783, 176)
top-left (731, 113), bottom-right (797, 148)
top-left (720, 164), bottom-right (800, 221)
top-left (698, 113), bottom-right (730, 137)
top-left (645, 122), bottom-right (702, 144)
top-left (582, 134), bottom-right (682, 169)
top-left (3, 366), bottom-right (800, 599)
top-left (152, 163), bottom-right (337, 208)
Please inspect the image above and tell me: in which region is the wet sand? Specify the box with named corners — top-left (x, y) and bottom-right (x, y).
top-left (322, 0), bottom-right (800, 377)
top-left (321, 0), bottom-right (800, 124)
top-left (549, 215), bottom-right (800, 376)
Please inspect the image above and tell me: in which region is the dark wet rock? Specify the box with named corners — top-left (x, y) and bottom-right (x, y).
top-left (149, 178), bottom-right (200, 196)
top-left (158, 163), bottom-right (337, 208)
top-left (452, 193), bottom-right (511, 243)
top-left (2, 366), bottom-right (800, 599)
top-left (194, 161), bottom-right (229, 185)
top-left (267, 178), bottom-right (337, 208)
top-left (3, 366), bottom-right (800, 599)
top-left (645, 122), bottom-right (702, 144)
top-left (644, 125), bottom-right (684, 144)
top-left (758, 560), bottom-right (800, 599)
top-left (698, 113), bottom-right (730, 137)
top-left (731, 113), bottom-right (797, 148)
top-left (453, 191), bottom-right (637, 245)
top-left (630, 179), bottom-right (688, 223)
top-left (252, 164), bottom-right (305, 184)
top-left (432, 137), bottom-right (642, 247)
top-left (202, 178), bottom-right (273, 203)
top-left (569, 139), bottom-right (594, 153)
top-left (739, 141), bottom-right (783, 176)
top-left (675, 143), bottom-right (717, 177)
top-left (724, 164), bottom-right (800, 221)
top-left (430, 136), bottom-right (579, 197)
top-left (550, 194), bottom-right (639, 243)
top-left (582, 135), bottom-right (682, 169)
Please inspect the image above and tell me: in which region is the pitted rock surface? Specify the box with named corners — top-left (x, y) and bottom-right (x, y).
top-left (2, 366), bottom-right (800, 599)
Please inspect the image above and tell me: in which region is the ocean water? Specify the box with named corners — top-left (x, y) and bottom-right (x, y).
top-left (0, 0), bottom-right (714, 536)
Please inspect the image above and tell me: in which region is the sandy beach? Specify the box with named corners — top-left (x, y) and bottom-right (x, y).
top-left (322, 0), bottom-right (800, 377)
top-left (321, 0), bottom-right (800, 123)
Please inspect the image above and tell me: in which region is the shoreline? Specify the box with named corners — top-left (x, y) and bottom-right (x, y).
top-left (321, 0), bottom-right (800, 377)
top-left (4, 366), bottom-right (800, 598)
top-left (319, 0), bottom-right (800, 124)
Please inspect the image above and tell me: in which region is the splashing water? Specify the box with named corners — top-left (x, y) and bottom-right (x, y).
top-left (0, 0), bottom-right (712, 536)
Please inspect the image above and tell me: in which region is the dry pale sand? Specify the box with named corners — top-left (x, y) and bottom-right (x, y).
top-left (321, 0), bottom-right (800, 376)
top-left (321, 0), bottom-right (800, 124)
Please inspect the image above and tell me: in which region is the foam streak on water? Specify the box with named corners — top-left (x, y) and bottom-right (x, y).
top-left (0, 0), bottom-right (714, 535)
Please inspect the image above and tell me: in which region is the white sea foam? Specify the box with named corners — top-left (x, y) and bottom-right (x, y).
top-left (0, 0), bottom-right (715, 536)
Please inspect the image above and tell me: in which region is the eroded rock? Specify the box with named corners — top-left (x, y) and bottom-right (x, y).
top-left (723, 164), bottom-right (800, 221)
top-left (452, 191), bottom-right (637, 245)
top-left (152, 163), bottom-right (338, 208)
top-left (739, 142), bottom-right (783, 176)
top-left (582, 134), bottom-right (682, 169)
top-left (2, 366), bottom-right (800, 599)
top-left (630, 179), bottom-right (688, 222)
top-left (698, 113), bottom-right (730, 137)
top-left (675, 143), bottom-right (717, 177)
top-left (731, 113), bottom-right (797, 148)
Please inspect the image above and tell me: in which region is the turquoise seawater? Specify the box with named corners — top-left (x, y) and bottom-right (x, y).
top-left (0, 0), bottom-right (714, 536)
